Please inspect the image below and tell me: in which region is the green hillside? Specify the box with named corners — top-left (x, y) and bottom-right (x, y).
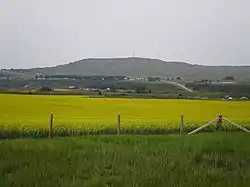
top-left (2, 57), bottom-right (250, 80)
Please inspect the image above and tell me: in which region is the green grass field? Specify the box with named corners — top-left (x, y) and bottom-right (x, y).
top-left (1, 133), bottom-right (250, 187)
top-left (0, 94), bottom-right (250, 138)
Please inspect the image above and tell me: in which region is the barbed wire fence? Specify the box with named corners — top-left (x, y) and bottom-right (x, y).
top-left (0, 113), bottom-right (249, 139)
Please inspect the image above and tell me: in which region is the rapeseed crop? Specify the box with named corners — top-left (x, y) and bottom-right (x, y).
top-left (0, 94), bottom-right (249, 138)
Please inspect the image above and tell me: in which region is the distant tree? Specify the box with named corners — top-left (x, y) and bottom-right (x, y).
top-left (178, 92), bottom-right (184, 97)
top-left (155, 77), bottom-right (161, 81)
top-left (223, 76), bottom-right (235, 81)
top-left (109, 85), bottom-right (115, 91)
top-left (176, 76), bottom-right (181, 80)
top-left (38, 87), bottom-right (53, 92)
top-left (148, 77), bottom-right (156, 81)
top-left (136, 86), bottom-right (146, 93)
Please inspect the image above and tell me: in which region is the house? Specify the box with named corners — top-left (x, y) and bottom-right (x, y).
top-left (69, 86), bottom-right (78, 89)
top-left (24, 85), bottom-right (30, 88)
top-left (224, 95), bottom-right (233, 100)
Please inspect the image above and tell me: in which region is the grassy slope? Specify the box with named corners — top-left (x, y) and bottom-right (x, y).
top-left (1, 133), bottom-right (250, 187)
top-left (14, 57), bottom-right (250, 80)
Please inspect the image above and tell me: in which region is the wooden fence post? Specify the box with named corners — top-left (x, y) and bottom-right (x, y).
top-left (216, 115), bottom-right (222, 131)
top-left (117, 114), bottom-right (121, 135)
top-left (49, 113), bottom-right (54, 139)
top-left (180, 115), bottom-right (184, 134)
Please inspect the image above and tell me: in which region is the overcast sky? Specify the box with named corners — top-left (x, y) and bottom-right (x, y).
top-left (0, 0), bottom-right (249, 69)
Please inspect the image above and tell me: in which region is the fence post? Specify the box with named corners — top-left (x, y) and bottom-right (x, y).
top-left (216, 115), bottom-right (222, 131)
top-left (117, 114), bottom-right (121, 135)
top-left (49, 113), bottom-right (54, 139)
top-left (180, 115), bottom-right (184, 134)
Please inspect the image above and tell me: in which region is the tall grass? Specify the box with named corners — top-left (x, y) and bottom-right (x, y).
top-left (0, 133), bottom-right (250, 187)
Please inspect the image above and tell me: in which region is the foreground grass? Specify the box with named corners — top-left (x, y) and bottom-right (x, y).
top-left (0, 133), bottom-right (250, 187)
top-left (1, 94), bottom-right (250, 138)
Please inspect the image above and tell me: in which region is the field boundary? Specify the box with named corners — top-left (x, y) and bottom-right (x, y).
top-left (1, 113), bottom-right (249, 140)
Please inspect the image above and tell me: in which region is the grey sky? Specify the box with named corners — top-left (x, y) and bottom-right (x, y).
top-left (0, 0), bottom-right (249, 69)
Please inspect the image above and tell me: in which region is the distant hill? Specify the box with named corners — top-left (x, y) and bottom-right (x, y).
top-left (2, 57), bottom-right (250, 80)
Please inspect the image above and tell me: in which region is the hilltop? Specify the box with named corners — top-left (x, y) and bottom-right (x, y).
top-left (2, 57), bottom-right (250, 80)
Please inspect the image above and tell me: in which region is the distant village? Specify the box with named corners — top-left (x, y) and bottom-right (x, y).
top-left (33, 74), bottom-right (182, 82)
top-left (27, 73), bottom-right (235, 83)
top-left (1, 73), bottom-right (237, 90)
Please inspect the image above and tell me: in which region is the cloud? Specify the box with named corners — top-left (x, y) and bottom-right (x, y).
top-left (0, 0), bottom-right (249, 68)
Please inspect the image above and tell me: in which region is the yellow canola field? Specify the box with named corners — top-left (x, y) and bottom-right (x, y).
top-left (0, 94), bottom-right (250, 133)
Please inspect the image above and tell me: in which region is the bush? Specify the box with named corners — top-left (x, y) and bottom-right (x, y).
top-left (223, 76), bottom-right (235, 81)
top-left (136, 86), bottom-right (147, 94)
top-left (38, 87), bottom-right (53, 92)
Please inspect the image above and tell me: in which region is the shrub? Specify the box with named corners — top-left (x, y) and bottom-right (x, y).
top-left (38, 87), bottom-right (53, 92)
